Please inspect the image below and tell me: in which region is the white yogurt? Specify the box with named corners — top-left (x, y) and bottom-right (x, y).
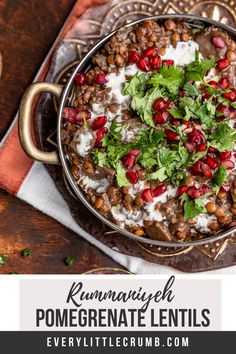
top-left (76, 130), bottom-right (94, 157)
top-left (79, 176), bottom-right (109, 193)
top-left (195, 214), bottom-right (217, 233)
top-left (161, 40), bottom-right (200, 66)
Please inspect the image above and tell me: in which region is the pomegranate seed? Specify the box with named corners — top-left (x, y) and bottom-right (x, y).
top-left (141, 188), bottom-right (154, 203)
top-left (126, 170), bottom-right (139, 184)
top-left (221, 183), bottom-right (230, 192)
top-left (122, 154), bottom-right (136, 170)
top-left (152, 97), bottom-right (166, 111)
top-left (141, 47), bottom-right (157, 57)
top-left (198, 184), bottom-right (211, 196)
top-left (76, 110), bottom-right (91, 122)
top-left (229, 108), bottom-right (236, 118)
top-left (137, 58), bottom-right (150, 71)
top-left (188, 186), bottom-right (199, 199)
top-left (219, 77), bottom-right (232, 89)
top-left (188, 130), bottom-right (204, 145)
top-left (208, 80), bottom-right (220, 90)
top-left (219, 151), bottom-right (232, 160)
top-left (216, 58), bottom-right (230, 71)
top-left (128, 149), bottom-right (140, 157)
top-left (202, 163), bottom-right (212, 179)
top-left (176, 185), bottom-right (189, 198)
top-left (128, 51), bottom-right (140, 64)
top-left (185, 141), bottom-right (196, 152)
top-left (217, 103), bottom-right (230, 118)
top-left (196, 143), bottom-right (207, 152)
top-left (211, 36), bottom-right (225, 48)
top-left (74, 73), bottom-right (86, 85)
top-left (63, 107), bottom-right (77, 123)
top-left (164, 129), bottom-right (180, 142)
top-left (153, 184), bottom-right (167, 197)
top-left (206, 155), bottom-right (218, 169)
top-left (223, 89), bottom-right (236, 102)
top-left (162, 59), bottom-right (174, 67)
top-left (221, 159), bottom-right (235, 170)
top-left (191, 161), bottom-right (203, 175)
top-left (92, 115), bottom-right (107, 130)
top-left (153, 110), bottom-right (169, 124)
top-left (202, 90), bottom-right (211, 100)
top-left (93, 73), bottom-right (108, 85)
top-left (208, 146), bottom-right (218, 153)
top-left (182, 120), bottom-right (191, 127)
top-left (95, 127), bottom-right (107, 146)
top-left (149, 55), bottom-right (162, 70)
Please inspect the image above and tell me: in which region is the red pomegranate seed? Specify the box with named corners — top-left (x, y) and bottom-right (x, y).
top-left (188, 130), bottom-right (204, 145)
top-left (149, 55), bottom-right (162, 70)
top-left (221, 159), bottom-right (235, 170)
top-left (153, 110), bottom-right (169, 124)
top-left (74, 73), bottom-right (86, 85)
top-left (208, 80), bottom-right (220, 90)
top-left (223, 89), bottom-right (236, 102)
top-left (202, 163), bottom-right (212, 179)
top-left (92, 115), bottom-right (107, 130)
top-left (141, 188), bottom-right (154, 203)
top-left (76, 110), bottom-right (91, 122)
top-left (93, 73), bottom-right (108, 85)
top-left (202, 90), bottom-right (211, 100)
top-left (141, 47), bottom-right (157, 57)
top-left (164, 129), bottom-right (180, 142)
top-left (63, 107), bottom-right (77, 123)
top-left (196, 143), bottom-right (207, 152)
top-left (128, 51), bottom-right (140, 64)
top-left (152, 97), bottom-right (166, 111)
top-left (95, 127), bottom-right (108, 145)
top-left (217, 103), bottom-right (230, 118)
top-left (191, 161), bottom-right (203, 175)
top-left (137, 58), bottom-right (150, 71)
top-left (219, 151), bottom-right (232, 160)
top-left (122, 154), bottom-right (136, 170)
top-left (206, 156), bottom-right (218, 169)
top-left (176, 185), bottom-right (189, 198)
top-left (182, 119), bottom-right (191, 127)
top-left (229, 108), bottom-right (236, 119)
top-left (153, 184), bottom-right (167, 197)
top-left (126, 170), bottom-right (139, 184)
top-left (188, 186), bottom-right (199, 199)
top-left (162, 59), bottom-right (174, 68)
top-left (216, 58), bottom-right (230, 71)
top-left (208, 146), bottom-right (218, 153)
top-left (219, 77), bottom-right (232, 89)
top-left (198, 184), bottom-right (211, 196)
top-left (221, 183), bottom-right (230, 192)
top-left (185, 141), bottom-right (196, 152)
top-left (211, 36), bottom-right (225, 48)
top-left (128, 149), bottom-right (140, 157)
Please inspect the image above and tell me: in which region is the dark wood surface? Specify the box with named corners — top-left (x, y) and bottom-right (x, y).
top-left (0, 0), bottom-right (125, 274)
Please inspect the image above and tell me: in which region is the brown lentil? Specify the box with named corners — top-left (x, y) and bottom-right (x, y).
top-left (208, 220), bottom-right (219, 230)
top-left (215, 208), bottom-right (225, 218)
top-left (134, 228), bottom-right (145, 236)
top-left (94, 196), bottom-right (104, 209)
top-left (164, 19), bottom-right (176, 31)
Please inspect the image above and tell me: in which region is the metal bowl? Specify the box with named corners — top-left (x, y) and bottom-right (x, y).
top-left (19, 14), bottom-right (236, 247)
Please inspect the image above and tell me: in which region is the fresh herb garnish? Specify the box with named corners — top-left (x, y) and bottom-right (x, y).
top-left (183, 197), bottom-right (206, 220)
top-left (116, 162), bottom-right (130, 187)
top-left (0, 254), bottom-right (6, 266)
top-left (185, 51), bottom-right (216, 82)
top-left (21, 248), bottom-right (32, 257)
top-left (64, 256), bottom-right (74, 266)
top-left (211, 165), bottom-right (227, 194)
top-left (209, 122), bottom-right (236, 152)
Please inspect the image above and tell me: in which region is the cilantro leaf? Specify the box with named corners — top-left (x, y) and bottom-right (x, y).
top-left (139, 147), bottom-right (157, 169)
top-left (149, 65), bottom-right (184, 94)
top-left (92, 149), bottom-right (110, 167)
top-left (185, 53), bottom-right (216, 82)
top-left (231, 102), bottom-right (236, 109)
top-left (116, 162), bottom-right (129, 187)
top-left (147, 167), bottom-right (167, 182)
top-left (184, 198), bottom-right (206, 220)
top-left (169, 108), bottom-right (183, 118)
top-left (209, 122), bottom-right (236, 152)
top-left (183, 83), bottom-right (199, 96)
top-left (211, 165), bottom-right (227, 194)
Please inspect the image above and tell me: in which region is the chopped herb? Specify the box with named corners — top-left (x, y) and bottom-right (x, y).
top-left (183, 82), bottom-right (199, 96)
top-left (211, 165), bottom-right (227, 194)
top-left (116, 162), bottom-right (129, 187)
top-left (209, 122), bottom-right (236, 152)
top-left (185, 51), bottom-right (216, 82)
top-left (149, 65), bottom-right (184, 94)
top-left (21, 248), bottom-right (32, 257)
top-left (64, 256), bottom-right (74, 266)
top-left (169, 108), bottom-right (183, 118)
top-left (0, 254), bottom-right (6, 266)
top-left (231, 102), bottom-right (236, 109)
top-left (183, 197), bottom-right (206, 220)
top-left (147, 167), bottom-right (167, 182)
top-left (92, 149), bottom-right (110, 167)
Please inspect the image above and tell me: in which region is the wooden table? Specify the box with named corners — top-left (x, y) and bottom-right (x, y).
top-left (0, 0), bottom-right (125, 274)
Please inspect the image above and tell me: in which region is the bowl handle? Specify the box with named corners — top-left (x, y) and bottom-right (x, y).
top-left (18, 82), bottom-right (63, 165)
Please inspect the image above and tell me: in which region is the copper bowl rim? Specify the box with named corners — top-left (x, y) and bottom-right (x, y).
top-left (57, 13), bottom-right (236, 247)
